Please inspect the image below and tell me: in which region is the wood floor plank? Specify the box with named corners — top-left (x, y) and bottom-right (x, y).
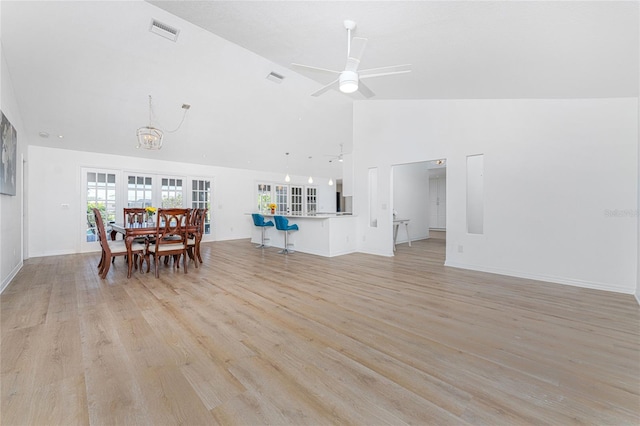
top-left (78, 302), bottom-right (154, 425)
top-left (1, 238), bottom-right (638, 425)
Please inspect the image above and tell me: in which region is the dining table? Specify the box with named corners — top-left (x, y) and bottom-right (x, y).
top-left (110, 222), bottom-right (158, 277)
top-left (110, 217), bottom-right (201, 278)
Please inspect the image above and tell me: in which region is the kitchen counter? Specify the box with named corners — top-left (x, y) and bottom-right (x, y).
top-left (250, 213), bottom-right (357, 257)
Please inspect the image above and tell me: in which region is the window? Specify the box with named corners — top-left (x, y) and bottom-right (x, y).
top-left (257, 183), bottom-right (272, 212)
top-left (161, 177), bottom-right (184, 208)
top-left (306, 186), bottom-right (317, 215)
top-left (255, 182), bottom-right (317, 215)
top-left (275, 185), bottom-right (288, 213)
top-left (192, 179), bottom-right (211, 235)
top-left (127, 174), bottom-right (153, 208)
top-left (85, 170), bottom-right (117, 242)
top-left (290, 186), bottom-right (303, 215)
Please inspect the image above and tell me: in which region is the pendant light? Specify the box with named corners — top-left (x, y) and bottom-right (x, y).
top-left (307, 156), bottom-right (313, 184)
top-left (136, 95), bottom-right (164, 150)
top-left (136, 95), bottom-right (190, 150)
top-left (284, 152), bottom-right (291, 182)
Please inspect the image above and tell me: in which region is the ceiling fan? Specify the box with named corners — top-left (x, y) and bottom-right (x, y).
top-left (292, 20), bottom-right (411, 98)
top-left (326, 143), bottom-right (345, 163)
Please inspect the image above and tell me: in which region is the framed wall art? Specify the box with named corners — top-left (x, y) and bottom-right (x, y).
top-left (1, 111), bottom-right (17, 196)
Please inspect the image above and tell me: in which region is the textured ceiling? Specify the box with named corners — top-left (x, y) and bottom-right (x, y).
top-left (1, 1), bottom-right (638, 177)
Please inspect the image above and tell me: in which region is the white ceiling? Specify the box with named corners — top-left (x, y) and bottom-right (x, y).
top-left (150, 0), bottom-right (639, 100)
top-left (1, 1), bottom-right (638, 178)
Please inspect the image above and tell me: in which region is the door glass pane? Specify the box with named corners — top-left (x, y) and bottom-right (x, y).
top-left (128, 174), bottom-right (153, 208)
top-left (160, 176), bottom-right (184, 208)
top-left (86, 171), bottom-right (117, 242)
top-left (192, 179), bottom-right (212, 234)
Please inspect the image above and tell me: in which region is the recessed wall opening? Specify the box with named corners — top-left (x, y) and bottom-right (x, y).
top-left (466, 154), bottom-right (484, 235)
top-left (368, 167), bottom-right (378, 228)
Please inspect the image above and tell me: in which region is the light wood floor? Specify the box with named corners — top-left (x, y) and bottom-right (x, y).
top-left (2, 238), bottom-right (639, 425)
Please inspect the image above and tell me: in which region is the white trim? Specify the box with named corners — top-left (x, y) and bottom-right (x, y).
top-left (0, 261), bottom-right (23, 294)
top-left (444, 260), bottom-right (636, 295)
top-left (188, 176), bottom-right (214, 241)
top-left (81, 167), bottom-right (119, 252)
top-left (29, 249), bottom-right (77, 258)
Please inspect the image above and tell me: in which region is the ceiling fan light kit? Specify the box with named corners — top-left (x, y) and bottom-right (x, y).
top-left (339, 71), bottom-right (359, 93)
top-left (292, 19), bottom-right (411, 98)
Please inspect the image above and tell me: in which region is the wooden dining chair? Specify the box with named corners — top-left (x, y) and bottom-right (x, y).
top-left (93, 208), bottom-right (146, 279)
top-left (187, 208), bottom-right (207, 266)
top-left (146, 208), bottom-right (191, 278)
top-left (123, 207), bottom-right (147, 225)
top-left (123, 207), bottom-right (149, 244)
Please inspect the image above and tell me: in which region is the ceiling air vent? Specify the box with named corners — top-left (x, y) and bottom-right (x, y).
top-left (266, 71), bottom-right (285, 84)
top-left (149, 19), bottom-right (180, 42)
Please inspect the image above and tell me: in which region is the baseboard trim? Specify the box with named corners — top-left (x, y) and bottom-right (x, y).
top-left (1, 261), bottom-right (23, 294)
top-left (444, 260), bottom-right (635, 295)
top-left (29, 249), bottom-right (77, 258)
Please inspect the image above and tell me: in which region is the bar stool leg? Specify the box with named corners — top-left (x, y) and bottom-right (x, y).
top-left (256, 227), bottom-right (269, 248)
top-left (279, 230), bottom-right (294, 254)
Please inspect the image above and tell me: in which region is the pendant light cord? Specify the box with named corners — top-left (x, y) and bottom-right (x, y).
top-left (147, 94), bottom-right (190, 133)
top-left (165, 107), bottom-right (189, 133)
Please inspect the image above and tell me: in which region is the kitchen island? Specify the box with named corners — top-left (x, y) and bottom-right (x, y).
top-left (250, 213), bottom-right (357, 257)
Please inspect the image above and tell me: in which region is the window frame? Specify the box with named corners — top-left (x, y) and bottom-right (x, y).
top-left (255, 181), bottom-right (317, 216)
top-left (189, 177), bottom-right (213, 236)
top-left (81, 167), bottom-right (119, 251)
top-left (125, 173), bottom-right (154, 209)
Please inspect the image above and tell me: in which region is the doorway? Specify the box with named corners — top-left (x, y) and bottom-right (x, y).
top-left (391, 158), bottom-right (447, 258)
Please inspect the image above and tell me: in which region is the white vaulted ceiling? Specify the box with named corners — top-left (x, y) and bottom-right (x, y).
top-left (1, 1), bottom-right (638, 178)
top-left (150, 0), bottom-right (639, 100)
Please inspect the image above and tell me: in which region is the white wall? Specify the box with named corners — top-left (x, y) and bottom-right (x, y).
top-left (0, 42), bottom-right (26, 293)
top-left (636, 5), bottom-right (640, 305)
top-left (392, 162), bottom-right (430, 243)
top-left (354, 98), bottom-right (638, 294)
top-left (27, 146), bottom-right (336, 258)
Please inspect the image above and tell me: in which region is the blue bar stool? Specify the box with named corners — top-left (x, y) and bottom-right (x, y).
top-left (274, 215), bottom-right (299, 254)
top-left (251, 213), bottom-right (274, 248)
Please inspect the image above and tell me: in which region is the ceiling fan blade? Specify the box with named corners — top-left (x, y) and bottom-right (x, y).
top-left (311, 78), bottom-right (340, 97)
top-left (356, 80), bottom-right (375, 98)
top-left (359, 64), bottom-right (412, 79)
top-left (291, 63), bottom-right (341, 76)
top-left (345, 37), bottom-right (367, 72)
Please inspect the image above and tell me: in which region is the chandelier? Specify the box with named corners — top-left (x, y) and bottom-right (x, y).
top-left (137, 95), bottom-right (163, 150)
top-left (136, 95), bottom-right (190, 150)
